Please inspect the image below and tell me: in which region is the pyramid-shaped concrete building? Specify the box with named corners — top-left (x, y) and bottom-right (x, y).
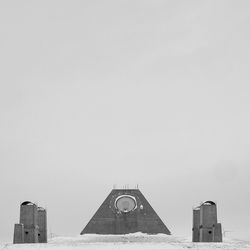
top-left (81, 189), bottom-right (171, 235)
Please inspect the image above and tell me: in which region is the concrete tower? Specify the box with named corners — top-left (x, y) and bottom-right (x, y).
top-left (192, 201), bottom-right (222, 242)
top-left (192, 207), bottom-right (200, 242)
top-left (37, 207), bottom-right (47, 243)
top-left (13, 201), bottom-right (47, 244)
top-left (19, 201), bottom-right (39, 243)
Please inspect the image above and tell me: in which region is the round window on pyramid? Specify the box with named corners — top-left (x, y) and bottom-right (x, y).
top-left (115, 195), bottom-right (137, 213)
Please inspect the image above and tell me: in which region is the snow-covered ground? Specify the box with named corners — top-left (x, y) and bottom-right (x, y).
top-left (1, 233), bottom-right (250, 250)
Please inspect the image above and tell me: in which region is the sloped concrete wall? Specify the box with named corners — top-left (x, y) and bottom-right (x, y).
top-left (81, 189), bottom-right (171, 235)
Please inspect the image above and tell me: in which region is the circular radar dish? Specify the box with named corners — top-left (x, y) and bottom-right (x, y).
top-left (115, 195), bottom-right (137, 213)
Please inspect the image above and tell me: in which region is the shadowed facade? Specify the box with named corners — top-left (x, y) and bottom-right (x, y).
top-left (81, 189), bottom-right (171, 235)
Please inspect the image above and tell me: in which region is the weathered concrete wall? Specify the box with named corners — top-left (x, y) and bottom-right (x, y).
top-left (199, 227), bottom-right (213, 242)
top-left (200, 202), bottom-right (217, 228)
top-left (81, 189), bottom-right (171, 235)
top-left (37, 208), bottom-right (47, 243)
top-left (199, 201), bottom-right (219, 242)
top-left (192, 201), bottom-right (222, 243)
top-left (192, 208), bottom-right (200, 242)
top-left (13, 224), bottom-right (24, 244)
top-left (213, 223), bottom-right (222, 242)
top-left (14, 201), bottom-right (47, 244)
top-left (19, 202), bottom-right (39, 243)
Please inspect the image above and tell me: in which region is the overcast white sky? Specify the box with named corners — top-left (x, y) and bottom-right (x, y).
top-left (0, 0), bottom-right (250, 243)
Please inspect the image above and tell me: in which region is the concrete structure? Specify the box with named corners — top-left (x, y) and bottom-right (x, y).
top-left (81, 189), bottom-right (171, 235)
top-left (37, 207), bottom-right (47, 243)
top-left (13, 201), bottom-right (47, 244)
top-left (192, 207), bottom-right (200, 242)
top-left (192, 201), bottom-right (222, 242)
top-left (20, 201), bottom-right (39, 243)
top-left (13, 224), bottom-right (24, 244)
